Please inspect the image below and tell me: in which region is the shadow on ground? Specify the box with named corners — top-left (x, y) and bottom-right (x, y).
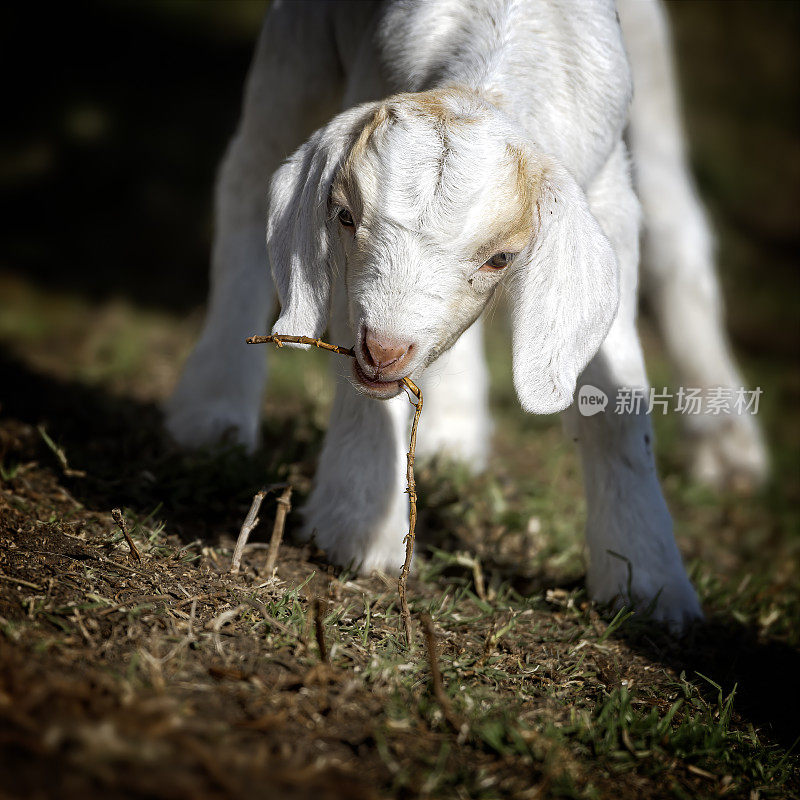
top-left (0, 348), bottom-right (296, 542)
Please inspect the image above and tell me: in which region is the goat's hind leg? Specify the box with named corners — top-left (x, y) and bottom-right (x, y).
top-left (415, 317), bottom-right (492, 472)
top-left (643, 240), bottom-right (767, 491)
top-left (165, 3), bottom-right (344, 452)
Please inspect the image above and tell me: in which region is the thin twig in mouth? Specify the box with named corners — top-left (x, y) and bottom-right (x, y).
top-left (246, 334), bottom-right (355, 357)
top-left (246, 333), bottom-right (423, 646)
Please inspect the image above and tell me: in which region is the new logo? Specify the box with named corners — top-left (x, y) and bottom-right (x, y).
top-left (577, 385), bottom-right (608, 416)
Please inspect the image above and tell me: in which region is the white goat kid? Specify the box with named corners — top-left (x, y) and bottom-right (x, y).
top-left (165, 0), bottom-right (766, 631)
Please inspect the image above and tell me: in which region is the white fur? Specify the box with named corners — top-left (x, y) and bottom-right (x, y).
top-left (509, 154), bottom-right (619, 413)
top-left (415, 316), bottom-right (492, 471)
top-left (618, 0), bottom-right (767, 488)
top-left (564, 141), bottom-right (702, 631)
top-left (302, 366), bottom-right (412, 573)
top-left (166, 0), bottom-right (766, 631)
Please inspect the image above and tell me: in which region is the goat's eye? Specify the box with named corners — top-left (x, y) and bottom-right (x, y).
top-left (482, 252), bottom-right (514, 270)
top-left (338, 208), bottom-right (355, 228)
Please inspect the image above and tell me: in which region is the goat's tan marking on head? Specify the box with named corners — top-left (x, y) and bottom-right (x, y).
top-left (402, 86), bottom-right (484, 129)
top-left (407, 91), bottom-right (458, 125)
top-left (351, 104), bottom-right (392, 161)
top-left (332, 89), bottom-right (483, 220)
top-left (331, 104), bottom-right (393, 214)
top-left (472, 145), bottom-right (540, 263)
top-left (331, 88), bottom-right (536, 260)
top-left (474, 86), bottom-right (507, 109)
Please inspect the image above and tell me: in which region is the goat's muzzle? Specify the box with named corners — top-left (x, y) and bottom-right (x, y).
top-left (352, 326), bottom-right (416, 399)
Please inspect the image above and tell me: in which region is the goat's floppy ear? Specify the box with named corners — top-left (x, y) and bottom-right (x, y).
top-left (511, 157), bottom-right (619, 413)
top-left (268, 103), bottom-right (378, 339)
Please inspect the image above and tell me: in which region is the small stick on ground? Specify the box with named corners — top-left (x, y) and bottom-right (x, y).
top-left (313, 597), bottom-right (329, 664)
top-left (262, 485), bottom-right (293, 576)
top-left (0, 573), bottom-right (43, 592)
top-left (231, 489), bottom-right (269, 574)
top-left (111, 508), bottom-right (141, 562)
top-left (247, 333), bottom-right (424, 646)
top-left (230, 483), bottom-right (289, 574)
top-left (420, 612), bottom-right (461, 731)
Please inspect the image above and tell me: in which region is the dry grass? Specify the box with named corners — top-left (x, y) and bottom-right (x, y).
top-left (0, 275), bottom-right (798, 799)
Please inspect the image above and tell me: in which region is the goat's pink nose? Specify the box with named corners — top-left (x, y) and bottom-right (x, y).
top-left (363, 329), bottom-right (413, 371)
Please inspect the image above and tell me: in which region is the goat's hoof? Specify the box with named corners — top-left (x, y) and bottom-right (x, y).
top-left (297, 518), bottom-right (410, 577)
top-left (689, 418), bottom-right (768, 494)
top-left (415, 414), bottom-right (491, 473)
top-left (589, 565), bottom-right (703, 636)
top-left (163, 401), bottom-right (259, 453)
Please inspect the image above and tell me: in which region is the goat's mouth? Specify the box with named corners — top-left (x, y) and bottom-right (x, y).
top-left (352, 359), bottom-right (405, 399)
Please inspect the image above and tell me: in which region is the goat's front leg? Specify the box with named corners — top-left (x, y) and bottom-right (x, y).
top-left (566, 339), bottom-right (702, 631)
top-left (164, 3), bottom-right (344, 452)
top-left (302, 358), bottom-right (412, 575)
top-left (565, 144), bottom-right (702, 631)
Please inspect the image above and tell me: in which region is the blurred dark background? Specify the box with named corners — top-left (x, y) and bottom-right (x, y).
top-left (1, 1), bottom-right (798, 335)
top-left (2, 1), bottom-right (268, 312)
